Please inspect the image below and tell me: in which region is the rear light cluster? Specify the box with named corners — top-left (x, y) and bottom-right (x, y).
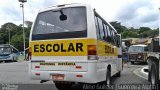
top-left (76, 75), bottom-right (83, 78)
top-left (87, 45), bottom-right (98, 60)
top-left (35, 66), bottom-right (40, 68)
top-left (76, 66), bottom-right (82, 69)
top-left (35, 73), bottom-right (40, 76)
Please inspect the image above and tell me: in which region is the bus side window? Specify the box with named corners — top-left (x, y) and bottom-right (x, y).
top-left (97, 17), bottom-right (105, 40)
top-left (13, 48), bottom-right (18, 53)
top-left (102, 23), bottom-right (107, 41)
top-left (109, 28), bottom-right (115, 44)
top-left (111, 29), bottom-right (116, 45)
top-left (106, 25), bottom-right (112, 42)
top-left (109, 28), bottom-right (113, 43)
top-left (116, 34), bottom-right (121, 47)
top-left (94, 15), bottom-right (100, 39)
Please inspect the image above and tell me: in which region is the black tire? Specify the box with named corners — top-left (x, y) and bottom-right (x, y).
top-left (11, 57), bottom-right (14, 62)
top-left (106, 69), bottom-right (111, 85)
top-left (4, 60), bottom-right (9, 63)
top-left (131, 61), bottom-right (134, 64)
top-left (150, 62), bottom-right (158, 86)
top-left (148, 59), bottom-right (152, 82)
top-left (54, 81), bottom-right (73, 90)
top-left (116, 71), bottom-right (121, 77)
top-left (13, 60), bottom-right (17, 62)
top-left (13, 57), bottom-right (17, 62)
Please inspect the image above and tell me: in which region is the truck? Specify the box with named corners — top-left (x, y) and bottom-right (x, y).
top-left (128, 44), bottom-right (148, 64)
top-left (147, 36), bottom-right (160, 86)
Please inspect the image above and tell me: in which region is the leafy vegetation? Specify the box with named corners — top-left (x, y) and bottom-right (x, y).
top-left (0, 21), bottom-right (32, 51)
top-left (110, 21), bottom-right (159, 38)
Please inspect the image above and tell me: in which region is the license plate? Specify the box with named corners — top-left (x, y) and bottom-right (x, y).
top-left (52, 74), bottom-right (64, 80)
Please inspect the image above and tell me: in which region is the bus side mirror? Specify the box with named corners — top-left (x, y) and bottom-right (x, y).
top-left (59, 14), bottom-right (67, 21)
top-left (116, 34), bottom-right (121, 48)
top-left (59, 10), bottom-right (67, 21)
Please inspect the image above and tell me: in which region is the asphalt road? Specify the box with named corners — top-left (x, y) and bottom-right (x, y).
top-left (111, 63), bottom-right (153, 90)
top-left (0, 61), bottom-right (154, 90)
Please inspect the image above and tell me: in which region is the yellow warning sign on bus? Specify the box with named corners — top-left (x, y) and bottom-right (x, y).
top-left (30, 39), bottom-right (96, 56)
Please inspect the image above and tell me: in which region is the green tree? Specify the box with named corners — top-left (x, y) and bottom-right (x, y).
top-left (0, 22), bottom-right (32, 51)
top-left (121, 30), bottom-right (137, 38)
top-left (138, 27), bottom-right (151, 34)
top-left (25, 21), bottom-right (33, 28)
top-left (0, 23), bottom-right (20, 44)
top-left (110, 21), bottom-right (128, 33)
top-left (11, 34), bottom-right (24, 51)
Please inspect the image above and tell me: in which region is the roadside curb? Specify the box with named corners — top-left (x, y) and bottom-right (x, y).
top-left (133, 66), bottom-right (148, 80)
top-left (141, 66), bottom-right (148, 76)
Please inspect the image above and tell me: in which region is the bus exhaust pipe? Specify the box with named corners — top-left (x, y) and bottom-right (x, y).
top-left (40, 80), bottom-right (49, 83)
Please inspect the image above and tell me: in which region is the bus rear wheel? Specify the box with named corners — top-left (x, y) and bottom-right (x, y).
top-left (116, 71), bottom-right (121, 77)
top-left (106, 69), bottom-right (111, 85)
top-left (151, 62), bottom-right (158, 86)
top-left (54, 81), bottom-right (73, 90)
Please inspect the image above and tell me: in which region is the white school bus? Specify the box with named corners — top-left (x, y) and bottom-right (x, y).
top-left (29, 3), bottom-right (122, 89)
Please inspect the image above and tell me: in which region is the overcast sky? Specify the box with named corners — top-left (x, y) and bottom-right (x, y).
top-left (0, 0), bottom-right (159, 29)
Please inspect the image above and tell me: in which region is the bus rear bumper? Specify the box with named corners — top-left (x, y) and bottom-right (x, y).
top-left (29, 70), bottom-right (100, 83)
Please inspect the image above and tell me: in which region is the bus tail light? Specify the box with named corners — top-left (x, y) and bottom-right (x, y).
top-left (35, 73), bottom-right (40, 76)
top-left (29, 47), bottom-right (32, 60)
top-left (76, 66), bottom-right (82, 69)
top-left (76, 75), bottom-right (83, 78)
top-left (35, 66), bottom-right (40, 68)
top-left (87, 45), bottom-right (98, 60)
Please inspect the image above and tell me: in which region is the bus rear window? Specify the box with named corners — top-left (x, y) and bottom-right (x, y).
top-left (32, 7), bottom-right (87, 40)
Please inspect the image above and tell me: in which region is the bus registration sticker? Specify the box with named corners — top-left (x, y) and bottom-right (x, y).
top-left (52, 74), bottom-right (64, 80)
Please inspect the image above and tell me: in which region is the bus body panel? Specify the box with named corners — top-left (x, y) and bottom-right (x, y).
top-left (29, 60), bottom-right (110, 83)
top-left (29, 39), bottom-right (120, 83)
top-left (97, 40), bottom-right (119, 76)
top-left (31, 59), bottom-right (88, 72)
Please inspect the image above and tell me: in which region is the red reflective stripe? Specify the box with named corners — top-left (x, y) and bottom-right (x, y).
top-left (35, 73), bottom-right (40, 76)
top-left (35, 66), bottom-right (40, 68)
top-left (76, 66), bottom-right (82, 69)
top-left (76, 75), bottom-right (83, 77)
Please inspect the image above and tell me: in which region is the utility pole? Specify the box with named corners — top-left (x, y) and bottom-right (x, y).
top-left (18, 0), bottom-right (27, 60)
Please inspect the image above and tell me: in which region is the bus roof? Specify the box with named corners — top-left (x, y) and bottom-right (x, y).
top-left (38, 3), bottom-right (89, 13)
top-left (0, 44), bottom-right (10, 47)
top-left (0, 44), bottom-right (18, 50)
